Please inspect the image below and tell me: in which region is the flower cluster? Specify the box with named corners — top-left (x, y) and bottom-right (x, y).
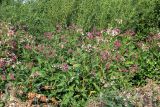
top-left (114, 40), bottom-right (121, 49)
top-left (100, 50), bottom-right (110, 61)
top-left (53, 63), bottom-right (69, 72)
top-left (106, 28), bottom-right (121, 36)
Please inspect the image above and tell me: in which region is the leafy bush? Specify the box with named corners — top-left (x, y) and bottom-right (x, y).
top-left (0, 0), bottom-right (159, 35)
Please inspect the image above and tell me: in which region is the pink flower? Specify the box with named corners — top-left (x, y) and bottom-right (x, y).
top-left (24, 44), bottom-right (32, 50)
top-left (1, 75), bottom-right (6, 80)
top-left (113, 53), bottom-right (122, 62)
top-left (153, 33), bottom-right (160, 40)
top-left (61, 63), bottom-right (69, 71)
top-left (87, 32), bottom-right (94, 39)
top-left (11, 40), bottom-right (17, 49)
top-left (7, 30), bottom-right (15, 36)
top-left (125, 30), bottom-right (136, 36)
top-left (9, 73), bottom-right (15, 80)
top-left (11, 55), bottom-right (17, 62)
top-left (112, 28), bottom-right (121, 36)
top-left (95, 31), bottom-right (102, 37)
top-left (114, 40), bottom-right (121, 49)
top-left (0, 59), bottom-right (6, 68)
top-left (100, 51), bottom-right (109, 61)
top-left (106, 28), bottom-right (121, 36)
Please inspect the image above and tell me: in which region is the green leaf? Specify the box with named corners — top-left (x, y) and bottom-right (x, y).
top-left (93, 83), bottom-right (100, 91)
top-left (125, 61), bottom-right (134, 65)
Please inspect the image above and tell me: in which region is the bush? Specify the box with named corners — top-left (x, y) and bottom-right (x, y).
top-left (0, 0), bottom-right (159, 35)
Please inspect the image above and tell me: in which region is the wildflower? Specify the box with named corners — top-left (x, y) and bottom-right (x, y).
top-left (87, 32), bottom-right (94, 39)
top-left (0, 59), bottom-right (6, 68)
top-left (106, 28), bottom-right (120, 36)
top-left (24, 44), bottom-right (32, 50)
top-left (7, 30), bottom-right (15, 36)
top-left (1, 74), bottom-right (6, 80)
top-left (61, 63), bottom-right (69, 71)
top-left (114, 53), bottom-right (122, 62)
top-left (86, 44), bottom-right (93, 52)
top-left (11, 54), bottom-right (17, 62)
top-left (105, 63), bottom-right (110, 70)
top-left (125, 30), bottom-right (136, 36)
top-left (95, 31), bottom-right (102, 37)
top-left (114, 40), bottom-right (121, 49)
top-left (111, 28), bottom-right (121, 36)
top-left (9, 73), bottom-right (15, 80)
top-left (100, 51), bottom-right (109, 61)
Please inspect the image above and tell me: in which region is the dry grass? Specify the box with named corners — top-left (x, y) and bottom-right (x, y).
top-left (0, 82), bottom-right (59, 107)
top-left (87, 80), bottom-right (160, 107)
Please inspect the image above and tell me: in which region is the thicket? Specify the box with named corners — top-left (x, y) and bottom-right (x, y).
top-left (0, 0), bottom-right (159, 35)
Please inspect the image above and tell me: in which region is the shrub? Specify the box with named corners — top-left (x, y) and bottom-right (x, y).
top-left (0, 0), bottom-right (159, 35)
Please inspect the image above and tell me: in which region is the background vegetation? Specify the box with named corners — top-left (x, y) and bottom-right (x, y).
top-left (0, 0), bottom-right (159, 35)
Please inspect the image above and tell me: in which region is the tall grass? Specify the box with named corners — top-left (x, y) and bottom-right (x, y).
top-left (0, 0), bottom-right (159, 35)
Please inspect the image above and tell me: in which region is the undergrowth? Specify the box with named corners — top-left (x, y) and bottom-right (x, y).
top-left (0, 0), bottom-right (160, 107)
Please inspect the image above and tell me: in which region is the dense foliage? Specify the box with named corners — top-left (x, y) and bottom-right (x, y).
top-left (0, 0), bottom-right (160, 107)
top-left (0, 0), bottom-right (159, 35)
